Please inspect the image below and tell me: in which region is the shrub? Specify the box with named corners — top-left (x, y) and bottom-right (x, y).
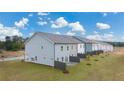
top-left (86, 63), bottom-right (91, 66)
top-left (63, 70), bottom-right (69, 74)
top-left (94, 59), bottom-right (99, 61)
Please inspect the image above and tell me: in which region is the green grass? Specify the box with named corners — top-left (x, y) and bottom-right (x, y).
top-left (0, 53), bottom-right (124, 80)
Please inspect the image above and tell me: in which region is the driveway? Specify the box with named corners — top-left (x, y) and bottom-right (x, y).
top-left (0, 56), bottom-right (24, 62)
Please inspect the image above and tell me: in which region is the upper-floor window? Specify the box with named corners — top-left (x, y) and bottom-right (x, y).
top-left (35, 56), bottom-right (37, 60)
top-left (67, 46), bottom-right (69, 51)
top-left (61, 46), bottom-right (63, 51)
top-left (41, 46), bottom-right (43, 49)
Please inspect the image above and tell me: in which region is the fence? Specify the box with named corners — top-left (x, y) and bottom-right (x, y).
top-left (86, 50), bottom-right (103, 56)
top-left (77, 53), bottom-right (87, 58)
top-left (54, 61), bottom-right (66, 71)
top-left (69, 56), bottom-right (80, 63)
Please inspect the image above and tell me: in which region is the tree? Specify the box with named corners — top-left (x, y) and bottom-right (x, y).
top-left (4, 36), bottom-right (24, 51)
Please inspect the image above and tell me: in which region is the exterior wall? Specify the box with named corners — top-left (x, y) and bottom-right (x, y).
top-left (110, 45), bottom-right (114, 51)
top-left (107, 45), bottom-right (113, 52)
top-left (25, 34), bottom-right (55, 66)
top-left (85, 43), bottom-right (92, 52)
top-left (55, 44), bottom-right (78, 63)
top-left (77, 43), bottom-right (85, 54)
top-left (92, 43), bottom-right (99, 51)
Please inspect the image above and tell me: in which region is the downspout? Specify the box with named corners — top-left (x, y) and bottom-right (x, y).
top-left (54, 43), bottom-right (55, 67)
top-left (85, 43), bottom-right (86, 54)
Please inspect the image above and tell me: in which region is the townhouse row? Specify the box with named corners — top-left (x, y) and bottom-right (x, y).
top-left (25, 32), bottom-right (113, 66)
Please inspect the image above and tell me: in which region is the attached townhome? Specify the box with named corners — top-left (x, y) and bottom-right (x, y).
top-left (106, 43), bottom-right (113, 52)
top-left (94, 41), bottom-right (113, 52)
top-left (25, 32), bottom-right (82, 67)
top-left (73, 36), bottom-right (100, 53)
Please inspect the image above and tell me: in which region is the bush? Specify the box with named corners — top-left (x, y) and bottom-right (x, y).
top-left (86, 63), bottom-right (91, 66)
top-left (101, 56), bottom-right (104, 58)
top-left (94, 59), bottom-right (99, 61)
top-left (63, 70), bottom-right (69, 74)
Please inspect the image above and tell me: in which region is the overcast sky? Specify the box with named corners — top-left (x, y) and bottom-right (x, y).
top-left (0, 12), bottom-right (123, 42)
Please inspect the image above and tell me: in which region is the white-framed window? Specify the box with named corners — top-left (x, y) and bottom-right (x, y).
top-left (35, 56), bottom-right (37, 60)
top-left (41, 46), bottom-right (43, 49)
top-left (67, 46), bottom-right (69, 51)
top-left (61, 46), bottom-right (63, 51)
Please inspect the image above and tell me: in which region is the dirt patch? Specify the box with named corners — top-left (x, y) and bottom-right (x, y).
top-left (113, 47), bottom-right (124, 56)
top-left (0, 51), bottom-right (24, 58)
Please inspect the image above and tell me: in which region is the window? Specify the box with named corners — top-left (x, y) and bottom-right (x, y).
top-left (71, 46), bottom-right (73, 50)
top-left (67, 46), bottom-right (69, 51)
top-left (41, 46), bottom-right (43, 49)
top-left (61, 46), bottom-right (63, 51)
top-left (35, 56), bottom-right (37, 60)
top-left (31, 58), bottom-right (34, 61)
top-left (62, 57), bottom-right (64, 62)
top-left (57, 57), bottom-right (59, 61)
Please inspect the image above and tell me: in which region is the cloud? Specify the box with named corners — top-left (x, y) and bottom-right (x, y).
top-left (37, 21), bottom-right (47, 26)
top-left (102, 13), bottom-right (107, 17)
top-left (55, 31), bottom-right (61, 35)
top-left (96, 22), bottom-right (111, 30)
top-left (28, 13), bottom-right (33, 17)
top-left (38, 12), bottom-right (49, 16)
top-left (113, 12), bottom-right (118, 14)
top-left (66, 31), bottom-right (76, 36)
top-left (47, 18), bottom-right (51, 20)
top-left (69, 21), bottom-right (85, 32)
top-left (103, 33), bottom-right (114, 41)
top-left (86, 33), bottom-right (114, 41)
top-left (110, 31), bottom-right (114, 34)
top-left (122, 36), bottom-right (124, 40)
top-left (86, 34), bottom-right (102, 41)
top-left (38, 17), bottom-right (43, 20)
top-left (0, 23), bottom-right (22, 41)
top-left (29, 32), bottom-right (34, 37)
top-left (15, 18), bottom-right (29, 29)
top-left (51, 17), bottom-right (68, 28)
top-left (50, 20), bottom-right (54, 24)
top-left (93, 31), bottom-right (98, 34)
top-left (51, 17), bottom-right (86, 35)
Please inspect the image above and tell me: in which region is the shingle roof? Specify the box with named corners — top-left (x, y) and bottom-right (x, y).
top-left (74, 36), bottom-right (111, 45)
top-left (73, 36), bottom-right (98, 43)
top-left (36, 32), bottom-right (82, 44)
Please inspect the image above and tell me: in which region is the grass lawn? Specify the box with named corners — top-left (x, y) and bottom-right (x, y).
top-left (0, 50), bottom-right (124, 80)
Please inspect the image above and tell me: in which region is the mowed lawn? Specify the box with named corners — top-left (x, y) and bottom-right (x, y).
top-left (0, 49), bottom-right (124, 80)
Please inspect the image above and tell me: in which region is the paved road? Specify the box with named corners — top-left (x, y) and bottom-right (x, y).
top-left (0, 56), bottom-right (24, 62)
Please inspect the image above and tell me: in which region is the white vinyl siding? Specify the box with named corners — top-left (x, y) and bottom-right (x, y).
top-left (55, 44), bottom-right (78, 63)
top-left (25, 34), bottom-right (54, 66)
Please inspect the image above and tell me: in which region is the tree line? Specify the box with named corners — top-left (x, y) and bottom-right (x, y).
top-left (0, 36), bottom-right (124, 51)
top-left (106, 41), bottom-right (124, 47)
top-left (0, 36), bottom-right (26, 51)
